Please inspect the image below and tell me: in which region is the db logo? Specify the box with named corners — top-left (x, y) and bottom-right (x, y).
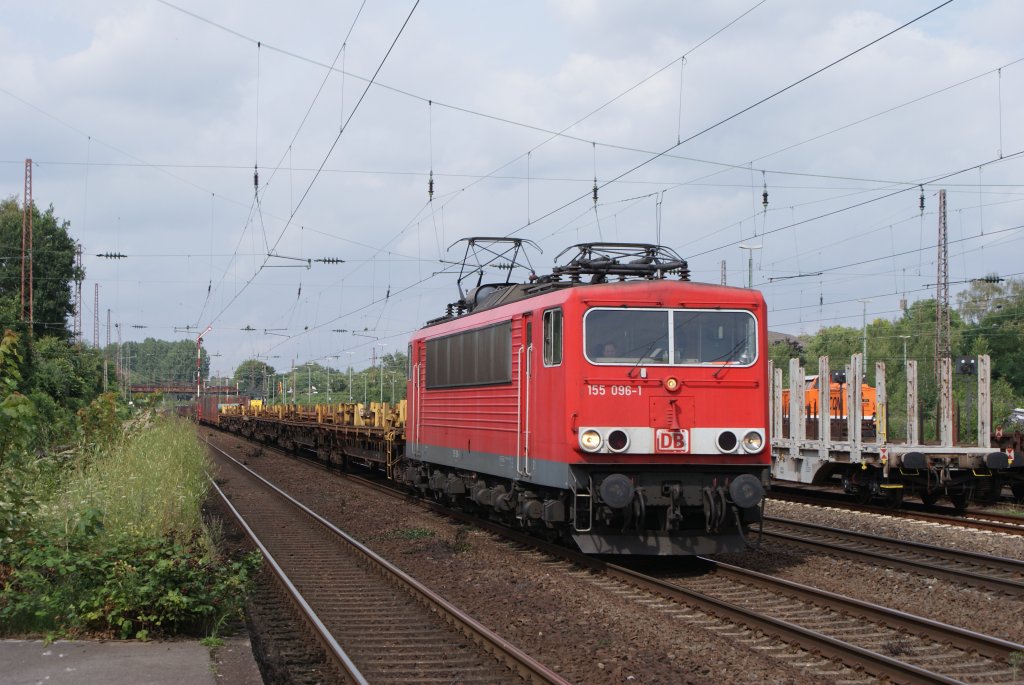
top-left (656, 429), bottom-right (689, 453)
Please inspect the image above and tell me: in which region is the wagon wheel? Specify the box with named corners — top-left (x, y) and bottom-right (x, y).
top-left (879, 486), bottom-right (904, 509)
top-left (948, 489), bottom-right (970, 513)
top-left (1011, 483), bottom-right (1024, 503)
top-left (854, 485), bottom-right (872, 505)
top-left (973, 477), bottom-right (1002, 504)
top-left (920, 489), bottom-right (941, 506)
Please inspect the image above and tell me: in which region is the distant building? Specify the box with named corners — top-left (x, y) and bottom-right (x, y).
top-left (767, 331), bottom-right (804, 351)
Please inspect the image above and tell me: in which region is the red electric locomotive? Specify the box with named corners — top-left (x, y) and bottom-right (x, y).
top-left (396, 240), bottom-right (769, 555)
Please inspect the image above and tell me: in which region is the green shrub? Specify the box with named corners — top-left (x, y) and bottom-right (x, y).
top-left (2, 414), bottom-right (261, 640)
top-left (1, 528), bottom-right (260, 639)
top-left (76, 393), bottom-right (124, 449)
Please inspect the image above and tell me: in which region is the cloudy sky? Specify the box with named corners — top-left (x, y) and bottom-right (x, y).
top-left (2, 0), bottom-right (1022, 377)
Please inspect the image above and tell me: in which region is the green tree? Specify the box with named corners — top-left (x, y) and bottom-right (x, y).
top-left (768, 339), bottom-right (803, 386)
top-left (27, 336), bottom-right (103, 446)
top-left (957, 277), bottom-right (1024, 391)
top-left (233, 359), bottom-right (275, 397)
top-left (801, 325), bottom-right (861, 366)
top-left (955, 275), bottom-right (1023, 325)
top-left (0, 329), bottom-right (38, 545)
top-left (0, 198), bottom-right (82, 339)
top-left (114, 338), bottom-right (210, 387)
top-left (0, 330), bottom-right (34, 463)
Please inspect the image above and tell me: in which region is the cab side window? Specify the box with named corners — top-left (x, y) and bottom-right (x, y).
top-left (542, 308), bottom-right (562, 366)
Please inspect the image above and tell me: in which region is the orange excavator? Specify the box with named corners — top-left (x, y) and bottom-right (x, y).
top-left (782, 375), bottom-right (877, 420)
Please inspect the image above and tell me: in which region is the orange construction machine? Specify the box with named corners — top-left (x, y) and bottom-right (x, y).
top-left (782, 374), bottom-right (876, 420)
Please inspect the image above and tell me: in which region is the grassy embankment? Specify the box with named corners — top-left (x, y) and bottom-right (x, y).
top-left (0, 414), bottom-right (260, 640)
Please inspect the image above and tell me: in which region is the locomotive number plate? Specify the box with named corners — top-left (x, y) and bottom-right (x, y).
top-left (655, 429), bottom-right (689, 453)
top-left (586, 384), bottom-right (643, 397)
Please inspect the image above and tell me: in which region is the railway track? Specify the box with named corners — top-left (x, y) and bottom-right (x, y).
top-left (207, 440), bottom-right (569, 685)
top-left (770, 486), bottom-right (1024, 535)
top-left (648, 560), bottom-right (1024, 684)
top-left (338, 470), bottom-right (1024, 683)
top-left (761, 516), bottom-right (1024, 594)
top-left (208, 428), bottom-right (1024, 683)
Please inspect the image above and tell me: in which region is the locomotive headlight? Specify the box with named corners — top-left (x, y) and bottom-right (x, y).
top-left (664, 376), bottom-right (680, 392)
top-left (741, 430), bottom-right (764, 453)
top-left (607, 429), bottom-right (629, 452)
top-left (580, 429), bottom-right (603, 452)
top-left (716, 430), bottom-right (738, 453)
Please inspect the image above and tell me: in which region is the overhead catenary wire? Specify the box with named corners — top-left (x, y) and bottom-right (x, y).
top-left (498, 0), bottom-right (956, 245)
top-left (244, 164), bottom-right (1024, 364)
top-left (196, 0), bottom-right (369, 332)
top-left (687, 148), bottom-right (1024, 261)
top-left (202, 0), bottom-right (421, 333)
top-left (151, 0), bottom-right (769, 264)
top-left (9, 8), bottom-right (1018, 218)
top-left (17, 3), bottom-right (1020, 372)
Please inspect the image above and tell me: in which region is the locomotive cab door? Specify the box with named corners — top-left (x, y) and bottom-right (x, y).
top-left (517, 315), bottom-right (534, 477)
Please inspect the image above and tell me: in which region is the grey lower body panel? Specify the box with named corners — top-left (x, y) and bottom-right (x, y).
top-left (572, 530), bottom-right (750, 555)
top-left (409, 442), bottom-right (572, 489)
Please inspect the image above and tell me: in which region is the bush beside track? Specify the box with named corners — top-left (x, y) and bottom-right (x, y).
top-left (0, 410), bottom-right (259, 640)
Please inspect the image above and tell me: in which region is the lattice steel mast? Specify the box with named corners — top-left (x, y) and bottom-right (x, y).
top-left (21, 159), bottom-right (33, 327)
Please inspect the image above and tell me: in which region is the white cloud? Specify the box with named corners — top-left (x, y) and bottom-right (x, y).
top-left (1, 1), bottom-right (1022, 372)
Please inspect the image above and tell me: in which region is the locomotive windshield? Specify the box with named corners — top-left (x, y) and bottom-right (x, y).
top-left (585, 308), bottom-right (756, 366)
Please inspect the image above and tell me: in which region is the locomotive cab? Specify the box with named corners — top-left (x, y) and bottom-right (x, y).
top-left (560, 288), bottom-right (769, 554)
top-left (400, 241), bottom-right (771, 556)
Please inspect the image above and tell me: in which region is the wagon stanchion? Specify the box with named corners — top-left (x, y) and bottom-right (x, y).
top-left (772, 353), bottom-right (1010, 510)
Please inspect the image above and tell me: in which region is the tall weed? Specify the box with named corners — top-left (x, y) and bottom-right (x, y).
top-left (2, 415), bottom-right (259, 639)
top-left (41, 414), bottom-right (207, 540)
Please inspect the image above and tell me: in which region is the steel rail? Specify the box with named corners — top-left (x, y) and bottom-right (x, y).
top-left (600, 561), bottom-right (971, 685)
top-left (205, 427), bottom-right (1021, 684)
top-left (341, 472), bottom-right (1014, 684)
top-left (206, 439), bottom-right (570, 685)
top-left (769, 488), bottom-right (1024, 535)
top-left (763, 516), bottom-right (1024, 594)
top-left (698, 559), bottom-right (1024, 662)
top-left (208, 475), bottom-right (368, 685)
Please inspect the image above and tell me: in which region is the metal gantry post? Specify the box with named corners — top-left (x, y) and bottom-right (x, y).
top-left (739, 244), bottom-right (761, 288)
top-left (935, 189), bottom-right (950, 382)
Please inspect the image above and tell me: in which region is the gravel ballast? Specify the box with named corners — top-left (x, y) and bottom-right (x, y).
top-left (205, 430), bottom-right (1023, 683)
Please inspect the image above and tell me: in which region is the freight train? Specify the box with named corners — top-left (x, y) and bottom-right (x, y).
top-left (210, 241), bottom-right (771, 555)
